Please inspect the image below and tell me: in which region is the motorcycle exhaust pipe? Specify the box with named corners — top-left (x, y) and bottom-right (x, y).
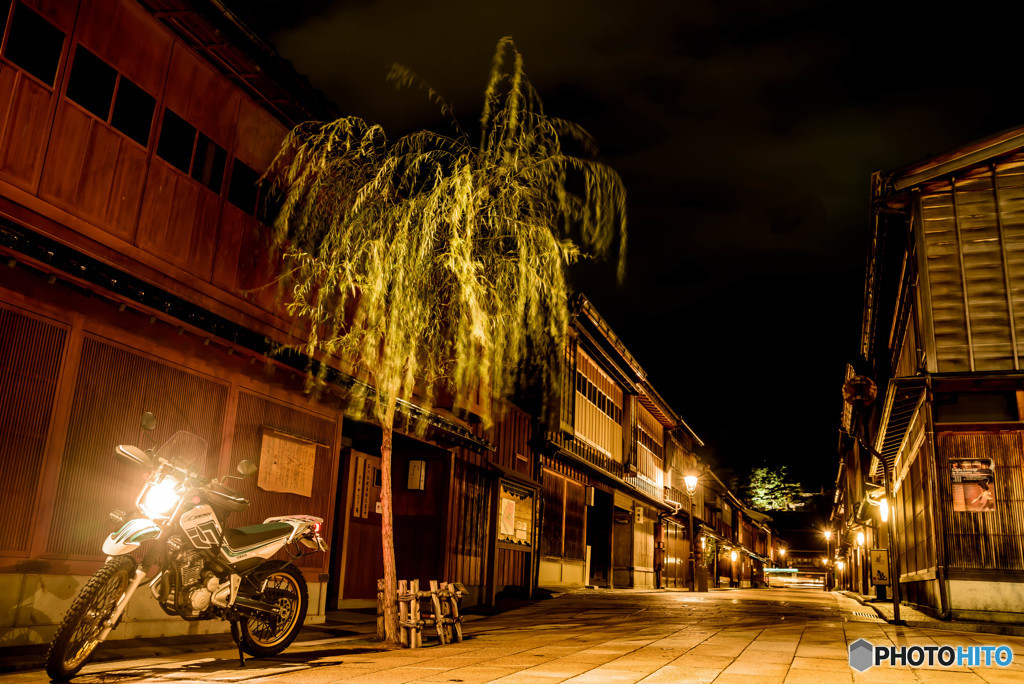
top-left (233, 596), bottom-right (281, 616)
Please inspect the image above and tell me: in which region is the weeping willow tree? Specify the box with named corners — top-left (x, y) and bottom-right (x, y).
top-left (263, 37), bottom-right (626, 644)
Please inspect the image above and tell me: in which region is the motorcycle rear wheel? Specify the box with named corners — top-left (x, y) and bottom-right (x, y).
top-left (239, 562), bottom-right (308, 657)
top-left (45, 555), bottom-right (137, 681)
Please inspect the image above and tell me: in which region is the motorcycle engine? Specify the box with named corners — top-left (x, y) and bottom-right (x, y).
top-left (173, 549), bottom-right (219, 616)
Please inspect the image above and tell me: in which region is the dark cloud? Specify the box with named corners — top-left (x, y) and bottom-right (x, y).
top-left (235, 0), bottom-right (1024, 489)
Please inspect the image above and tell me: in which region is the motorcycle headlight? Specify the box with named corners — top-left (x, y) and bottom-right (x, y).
top-left (140, 477), bottom-right (182, 519)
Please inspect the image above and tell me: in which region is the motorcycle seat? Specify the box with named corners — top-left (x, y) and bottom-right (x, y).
top-left (224, 522), bottom-right (293, 550)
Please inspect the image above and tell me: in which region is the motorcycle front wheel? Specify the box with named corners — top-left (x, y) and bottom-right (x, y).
top-left (45, 555), bottom-right (137, 681)
top-left (239, 561), bottom-right (308, 657)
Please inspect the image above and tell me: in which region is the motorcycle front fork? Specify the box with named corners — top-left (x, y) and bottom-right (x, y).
top-left (97, 565), bottom-right (148, 642)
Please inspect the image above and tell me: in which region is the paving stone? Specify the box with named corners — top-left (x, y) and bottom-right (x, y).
top-left (636, 665), bottom-right (723, 683)
top-left (784, 670), bottom-right (854, 684)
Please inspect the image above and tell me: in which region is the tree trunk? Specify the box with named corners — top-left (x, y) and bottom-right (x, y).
top-left (379, 395), bottom-right (400, 645)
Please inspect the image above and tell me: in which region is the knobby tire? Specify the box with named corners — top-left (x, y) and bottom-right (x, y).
top-left (45, 555), bottom-right (137, 681)
top-left (239, 561), bottom-right (308, 658)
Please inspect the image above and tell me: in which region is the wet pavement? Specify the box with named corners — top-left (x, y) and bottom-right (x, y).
top-left (2, 587), bottom-right (1023, 683)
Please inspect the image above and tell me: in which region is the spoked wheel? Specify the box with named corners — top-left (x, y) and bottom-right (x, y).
top-left (45, 555), bottom-right (137, 681)
top-left (239, 562), bottom-right (308, 657)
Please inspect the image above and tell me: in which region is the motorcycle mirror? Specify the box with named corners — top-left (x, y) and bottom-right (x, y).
top-left (115, 444), bottom-right (153, 469)
top-left (237, 460), bottom-right (258, 478)
top-left (140, 412), bottom-right (157, 431)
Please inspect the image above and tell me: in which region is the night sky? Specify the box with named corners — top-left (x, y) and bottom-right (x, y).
top-left (231, 0), bottom-right (1024, 491)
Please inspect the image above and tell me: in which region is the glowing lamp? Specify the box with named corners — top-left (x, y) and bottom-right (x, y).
top-left (880, 498), bottom-right (889, 523)
top-left (683, 475), bottom-right (698, 495)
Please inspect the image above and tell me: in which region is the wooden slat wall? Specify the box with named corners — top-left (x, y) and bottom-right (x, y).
top-left (490, 401), bottom-right (533, 475)
top-left (4, 0), bottom-right (291, 319)
top-left (539, 464), bottom-right (586, 561)
top-left (0, 305), bottom-right (67, 555)
top-left (574, 348), bottom-right (623, 461)
top-left (936, 432), bottom-right (1024, 571)
top-left (47, 336), bottom-right (227, 558)
top-left (445, 458), bottom-right (488, 585)
top-left (0, 50), bottom-right (58, 189)
top-left (920, 184), bottom-right (972, 371)
top-left (225, 390), bottom-right (336, 572)
top-left (495, 546), bottom-right (525, 588)
top-left (918, 155), bottom-right (1024, 372)
top-left (634, 403), bottom-right (664, 490)
top-left (662, 519), bottom-right (687, 588)
top-left (37, 0), bottom-right (171, 239)
top-left (997, 157), bottom-right (1024, 361)
top-left (540, 467), bottom-right (563, 557)
top-left (895, 303), bottom-right (919, 378)
top-left (0, 0), bottom-right (76, 191)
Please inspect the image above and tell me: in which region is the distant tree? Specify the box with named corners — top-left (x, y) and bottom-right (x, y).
top-left (745, 465), bottom-right (801, 511)
top-left (263, 38), bottom-right (626, 644)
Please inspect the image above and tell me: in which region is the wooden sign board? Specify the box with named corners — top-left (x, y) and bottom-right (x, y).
top-left (498, 481), bottom-right (534, 549)
top-left (257, 427), bottom-right (316, 498)
top-left (870, 548), bottom-right (889, 586)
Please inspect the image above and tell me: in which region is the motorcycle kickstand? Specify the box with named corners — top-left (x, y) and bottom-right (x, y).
top-left (229, 619), bottom-right (245, 668)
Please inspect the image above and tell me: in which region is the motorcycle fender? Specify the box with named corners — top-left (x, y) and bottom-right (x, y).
top-left (103, 518), bottom-right (160, 555)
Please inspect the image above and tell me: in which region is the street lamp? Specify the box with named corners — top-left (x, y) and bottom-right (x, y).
top-left (856, 531), bottom-right (865, 594)
top-left (683, 474), bottom-right (699, 592)
top-left (823, 529), bottom-right (832, 592)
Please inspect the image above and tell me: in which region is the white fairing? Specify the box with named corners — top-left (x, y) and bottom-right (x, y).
top-left (102, 518), bottom-right (160, 555)
top-left (180, 505), bottom-right (222, 549)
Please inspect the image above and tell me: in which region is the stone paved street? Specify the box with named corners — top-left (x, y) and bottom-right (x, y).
top-left (3, 588), bottom-right (1023, 684)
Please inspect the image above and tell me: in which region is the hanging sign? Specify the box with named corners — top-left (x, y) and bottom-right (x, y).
top-left (950, 458), bottom-right (996, 512)
top-left (870, 548), bottom-right (889, 586)
top-left (257, 427), bottom-right (316, 497)
top-left (498, 481), bottom-right (534, 549)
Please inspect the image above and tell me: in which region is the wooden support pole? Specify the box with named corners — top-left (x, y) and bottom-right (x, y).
top-left (411, 579), bottom-right (422, 648)
top-left (429, 580), bottom-right (448, 645)
top-left (376, 579), bottom-right (385, 641)
top-left (398, 579), bottom-right (409, 648)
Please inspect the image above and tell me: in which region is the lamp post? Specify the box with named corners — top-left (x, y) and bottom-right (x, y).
top-left (730, 549), bottom-right (737, 587)
top-left (842, 372), bottom-right (903, 625)
top-left (683, 474), bottom-right (699, 592)
top-left (856, 531), bottom-right (865, 594)
top-left (823, 529), bottom-right (832, 592)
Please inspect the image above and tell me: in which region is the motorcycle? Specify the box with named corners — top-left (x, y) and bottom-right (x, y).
top-left (45, 414), bottom-right (329, 681)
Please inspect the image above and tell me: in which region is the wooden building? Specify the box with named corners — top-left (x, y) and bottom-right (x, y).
top-left (538, 295), bottom-right (774, 591)
top-left (0, 0), bottom-right (535, 646)
top-left (836, 125), bottom-right (1024, 622)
